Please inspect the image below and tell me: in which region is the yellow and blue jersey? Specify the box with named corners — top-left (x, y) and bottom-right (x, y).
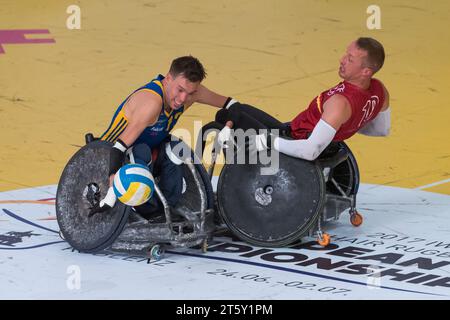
top-left (100, 74), bottom-right (184, 148)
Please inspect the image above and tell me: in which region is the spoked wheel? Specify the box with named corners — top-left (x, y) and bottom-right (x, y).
top-left (217, 153), bottom-right (326, 247)
top-left (56, 141), bottom-right (131, 253)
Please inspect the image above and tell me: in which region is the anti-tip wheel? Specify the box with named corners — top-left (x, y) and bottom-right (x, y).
top-left (149, 244), bottom-right (164, 261)
top-left (350, 211), bottom-right (363, 227)
top-left (317, 233), bottom-right (331, 247)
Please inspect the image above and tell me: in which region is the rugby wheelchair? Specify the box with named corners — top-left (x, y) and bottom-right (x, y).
top-left (56, 134), bottom-right (215, 261)
top-left (195, 121), bottom-right (363, 247)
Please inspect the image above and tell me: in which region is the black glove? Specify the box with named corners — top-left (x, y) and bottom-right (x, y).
top-left (243, 131), bottom-right (277, 162)
top-left (88, 186), bottom-right (117, 217)
top-left (109, 139), bottom-right (128, 176)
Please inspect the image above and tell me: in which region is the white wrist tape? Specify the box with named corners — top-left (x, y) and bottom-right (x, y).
top-left (358, 107), bottom-right (390, 136)
top-left (274, 119), bottom-right (336, 161)
top-left (255, 133), bottom-right (268, 151)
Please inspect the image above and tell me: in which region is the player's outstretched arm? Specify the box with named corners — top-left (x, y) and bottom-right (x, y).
top-left (274, 95), bottom-right (351, 161)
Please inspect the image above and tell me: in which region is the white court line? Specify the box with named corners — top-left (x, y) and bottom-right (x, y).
top-left (414, 178), bottom-right (450, 190)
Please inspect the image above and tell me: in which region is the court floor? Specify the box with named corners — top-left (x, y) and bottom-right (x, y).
top-left (1, 0), bottom-right (449, 194)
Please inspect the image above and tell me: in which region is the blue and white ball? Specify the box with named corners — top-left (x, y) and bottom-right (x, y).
top-left (113, 163), bottom-right (155, 206)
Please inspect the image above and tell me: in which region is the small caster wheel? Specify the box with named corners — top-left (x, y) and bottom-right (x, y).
top-left (350, 211), bottom-right (363, 227)
top-left (201, 240), bottom-right (208, 253)
top-left (149, 244), bottom-right (164, 261)
top-left (317, 233), bottom-right (331, 247)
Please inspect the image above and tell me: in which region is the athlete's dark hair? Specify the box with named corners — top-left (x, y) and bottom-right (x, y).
top-left (356, 37), bottom-right (385, 74)
top-left (169, 55), bottom-right (206, 82)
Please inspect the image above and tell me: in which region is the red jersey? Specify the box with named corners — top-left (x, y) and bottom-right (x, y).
top-left (290, 79), bottom-right (385, 141)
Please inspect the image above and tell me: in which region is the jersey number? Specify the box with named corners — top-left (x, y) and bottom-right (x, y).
top-left (358, 96), bottom-right (379, 128)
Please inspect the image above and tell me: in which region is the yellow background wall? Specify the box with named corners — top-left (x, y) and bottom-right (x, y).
top-left (0, 0), bottom-right (449, 194)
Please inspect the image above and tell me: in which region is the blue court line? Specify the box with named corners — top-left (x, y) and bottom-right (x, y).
top-left (166, 250), bottom-right (445, 297)
top-left (0, 241), bottom-right (65, 250)
top-left (2, 209), bottom-right (59, 234)
top-left (1, 208), bottom-right (445, 297)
